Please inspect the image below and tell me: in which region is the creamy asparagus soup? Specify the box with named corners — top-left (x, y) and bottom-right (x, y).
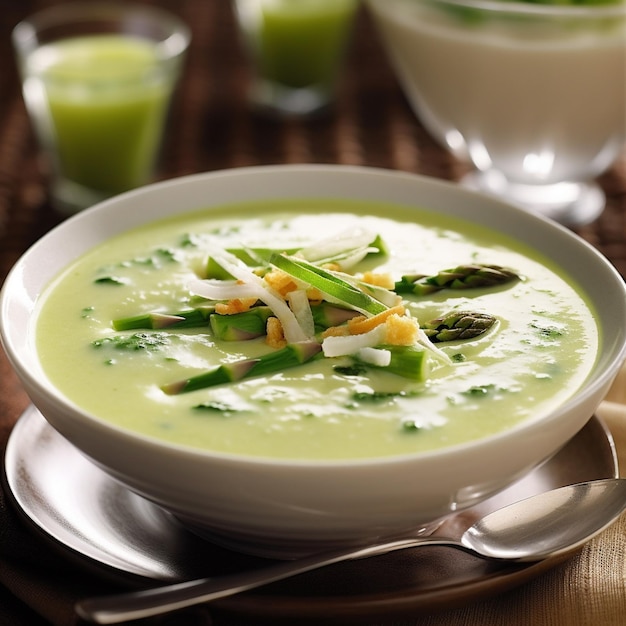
top-left (35, 200), bottom-right (598, 460)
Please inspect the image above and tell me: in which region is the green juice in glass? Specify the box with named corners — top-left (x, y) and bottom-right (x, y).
top-left (25, 35), bottom-right (173, 202)
top-left (237, 0), bottom-right (357, 114)
top-left (255, 0), bottom-right (358, 88)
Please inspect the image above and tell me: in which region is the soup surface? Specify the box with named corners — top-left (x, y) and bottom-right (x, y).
top-left (35, 200), bottom-right (598, 460)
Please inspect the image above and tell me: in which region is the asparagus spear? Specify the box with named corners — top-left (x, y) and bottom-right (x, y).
top-left (394, 264), bottom-right (519, 296)
top-left (113, 303), bottom-right (358, 335)
top-left (210, 307), bottom-right (273, 340)
top-left (196, 303), bottom-right (359, 340)
top-left (423, 311), bottom-right (496, 342)
top-left (161, 341), bottom-right (323, 395)
top-left (354, 344), bottom-right (429, 381)
top-left (311, 302), bottom-right (360, 328)
top-left (112, 307), bottom-right (215, 331)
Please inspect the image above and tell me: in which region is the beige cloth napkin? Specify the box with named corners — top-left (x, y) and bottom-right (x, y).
top-left (401, 363), bottom-right (626, 626)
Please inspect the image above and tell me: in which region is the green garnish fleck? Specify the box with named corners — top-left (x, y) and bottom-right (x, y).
top-left (333, 363), bottom-right (368, 376)
top-left (92, 332), bottom-right (171, 351)
top-left (402, 420), bottom-right (422, 432)
top-left (193, 401), bottom-right (243, 415)
top-left (462, 384), bottom-right (497, 397)
top-left (94, 276), bottom-right (129, 286)
top-left (351, 390), bottom-right (411, 402)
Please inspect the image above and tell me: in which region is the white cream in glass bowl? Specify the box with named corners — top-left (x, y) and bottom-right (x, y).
top-left (366, 0), bottom-right (626, 226)
top-left (1, 165), bottom-right (625, 558)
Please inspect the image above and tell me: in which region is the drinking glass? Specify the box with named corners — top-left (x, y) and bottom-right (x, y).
top-left (13, 3), bottom-right (190, 215)
top-left (367, 0), bottom-right (626, 225)
top-left (233, 0), bottom-right (358, 117)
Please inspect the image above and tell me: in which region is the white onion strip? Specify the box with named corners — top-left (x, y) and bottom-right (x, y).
top-left (416, 327), bottom-right (451, 364)
top-left (188, 279), bottom-right (260, 301)
top-left (322, 325), bottom-right (387, 358)
top-left (357, 347), bottom-right (391, 367)
top-left (286, 289), bottom-right (315, 339)
top-left (299, 228), bottom-right (378, 262)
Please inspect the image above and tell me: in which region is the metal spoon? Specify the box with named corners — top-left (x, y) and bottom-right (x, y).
top-left (76, 478), bottom-right (626, 624)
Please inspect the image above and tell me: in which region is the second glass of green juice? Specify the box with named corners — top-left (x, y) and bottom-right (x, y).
top-left (13, 3), bottom-right (190, 215)
top-left (233, 0), bottom-right (359, 117)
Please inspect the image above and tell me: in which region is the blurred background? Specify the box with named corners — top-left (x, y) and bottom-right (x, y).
top-left (0, 0), bottom-right (624, 271)
top-left (0, 0), bottom-right (626, 275)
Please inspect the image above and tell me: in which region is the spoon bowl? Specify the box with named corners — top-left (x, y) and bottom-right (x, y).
top-left (76, 478), bottom-right (626, 624)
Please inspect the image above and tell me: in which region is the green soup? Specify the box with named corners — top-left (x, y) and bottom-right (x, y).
top-left (35, 200), bottom-right (598, 460)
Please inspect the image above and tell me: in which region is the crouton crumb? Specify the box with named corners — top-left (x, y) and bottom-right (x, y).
top-left (361, 271), bottom-right (395, 290)
top-left (214, 297), bottom-right (257, 315)
top-left (321, 325), bottom-right (350, 338)
top-left (347, 304), bottom-right (406, 335)
top-left (384, 314), bottom-right (420, 346)
top-left (263, 269), bottom-right (299, 297)
top-left (306, 287), bottom-right (324, 302)
top-left (266, 316), bottom-right (287, 348)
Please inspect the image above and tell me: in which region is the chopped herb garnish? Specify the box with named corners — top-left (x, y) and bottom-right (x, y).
top-left (351, 390), bottom-right (410, 402)
top-left (94, 276), bottom-right (129, 286)
top-left (462, 384), bottom-right (497, 397)
top-left (156, 248), bottom-right (180, 262)
top-left (193, 401), bottom-right (242, 414)
top-left (333, 363), bottom-right (368, 376)
top-left (530, 321), bottom-right (564, 340)
top-left (180, 233), bottom-right (200, 248)
top-left (402, 420), bottom-right (422, 432)
top-left (92, 332), bottom-right (171, 351)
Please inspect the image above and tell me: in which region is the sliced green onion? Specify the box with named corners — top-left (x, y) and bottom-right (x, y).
top-left (207, 247), bottom-right (301, 276)
top-left (270, 253), bottom-right (387, 316)
top-left (334, 272), bottom-right (401, 308)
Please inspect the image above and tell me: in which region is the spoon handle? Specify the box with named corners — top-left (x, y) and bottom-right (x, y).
top-left (75, 536), bottom-right (461, 624)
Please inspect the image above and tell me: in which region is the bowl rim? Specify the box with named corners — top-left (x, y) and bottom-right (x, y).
top-left (2, 164), bottom-right (626, 468)
top-left (368, 0), bottom-right (626, 19)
